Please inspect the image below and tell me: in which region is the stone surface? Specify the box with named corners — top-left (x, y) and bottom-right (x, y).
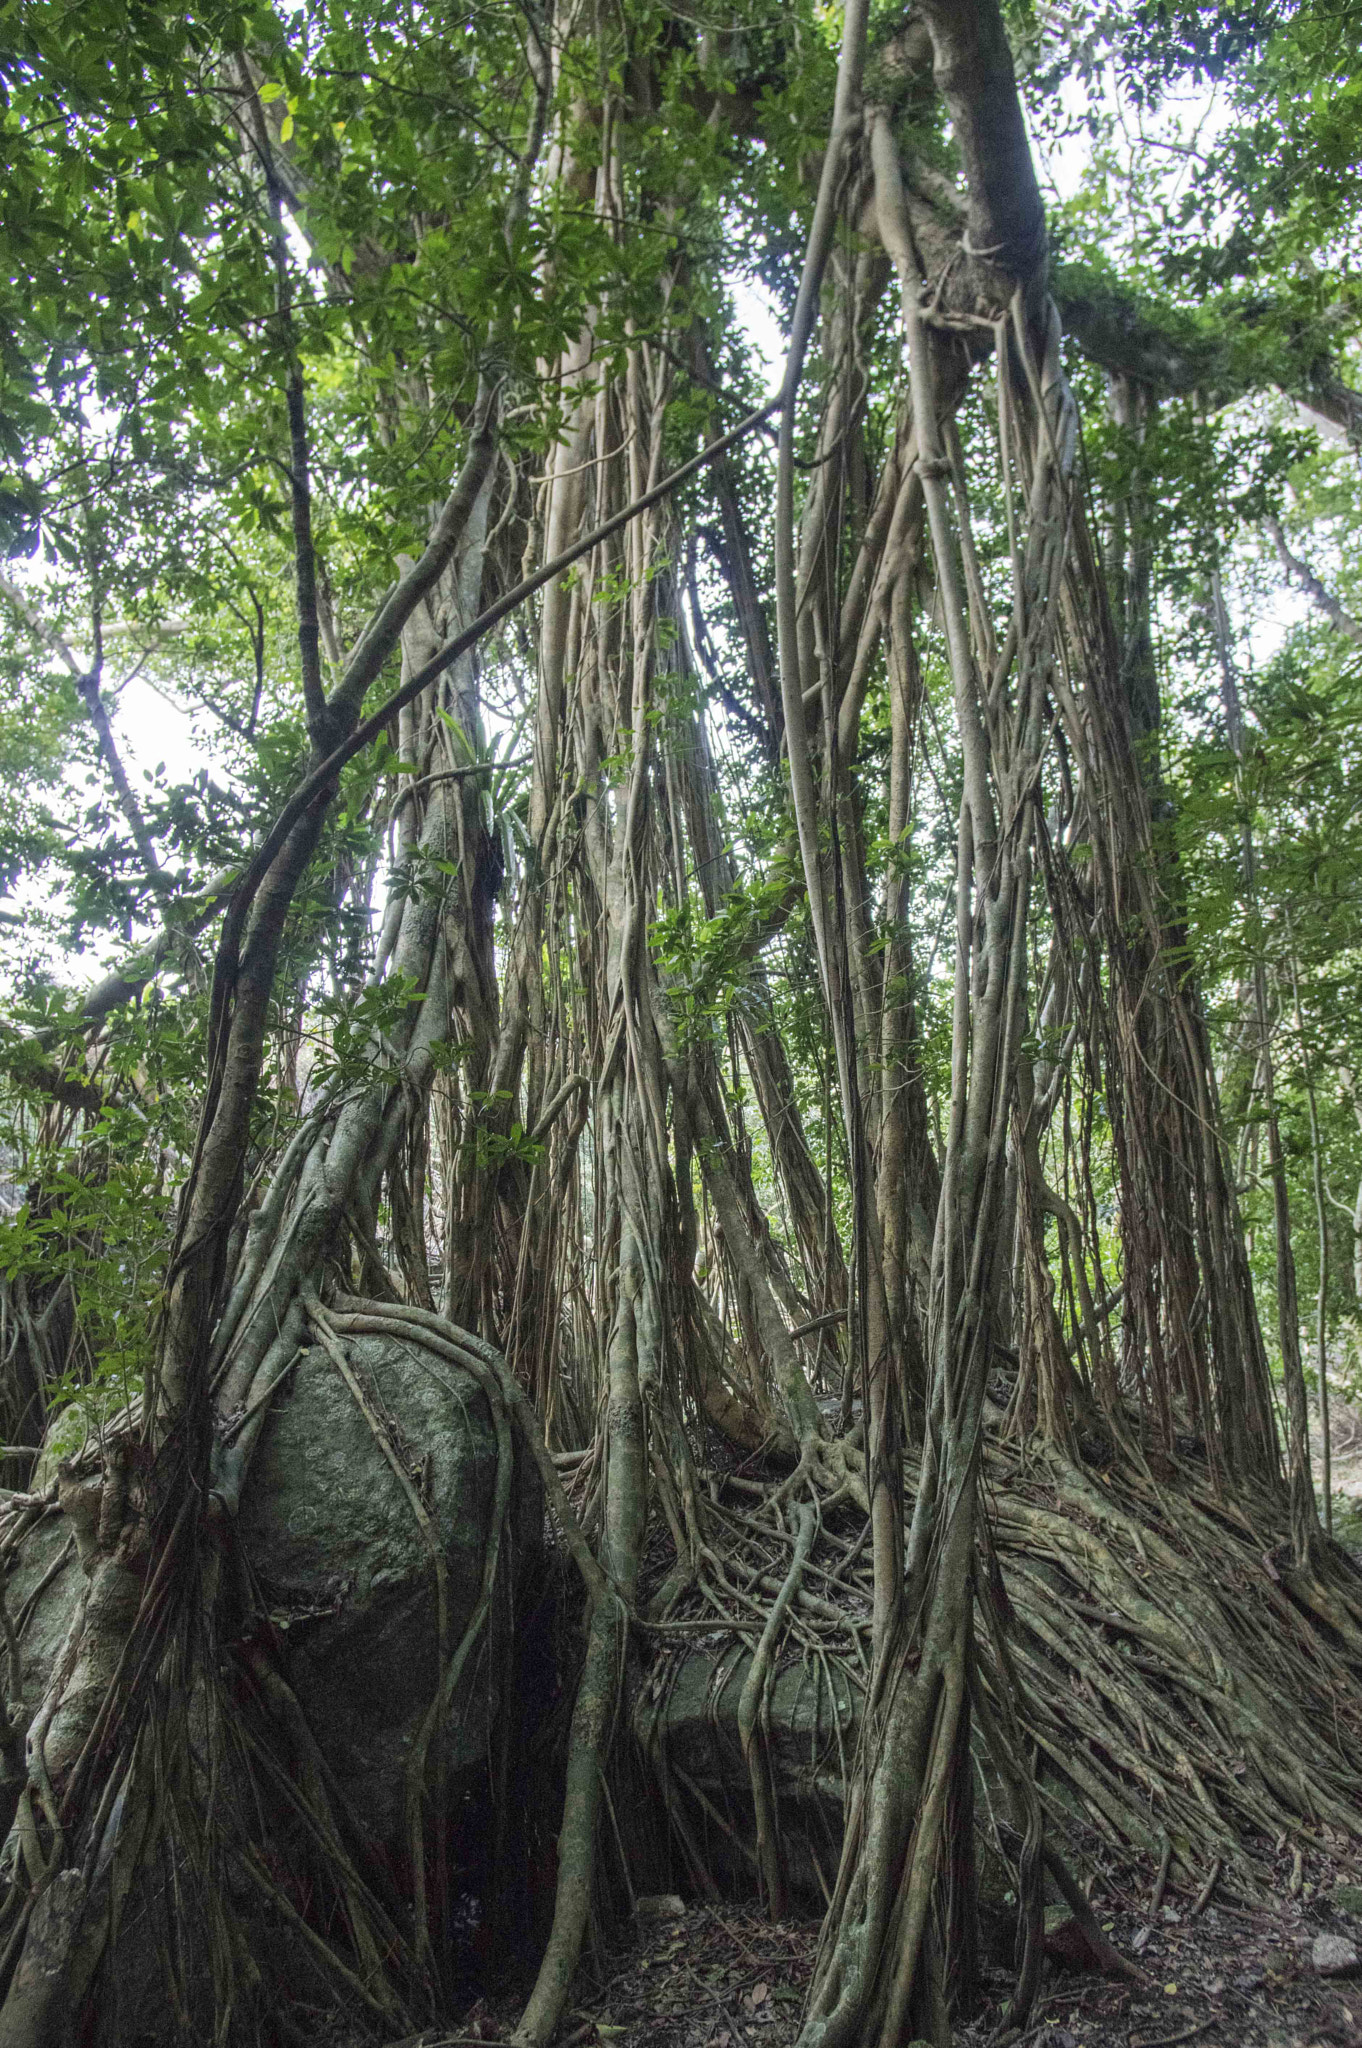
top-left (633, 1643), bottom-right (853, 1902)
top-left (30, 1391), bottom-right (138, 1493)
top-left (1312, 1933), bottom-right (1360, 1976)
top-left (238, 1329), bottom-right (526, 1847)
top-left (635, 1894), bottom-right (687, 1920)
top-left (1, 1331), bottom-right (545, 2045)
top-left (638, 1641), bottom-right (858, 1810)
top-left (633, 1642), bottom-right (1031, 1919)
top-left (4, 1509), bottom-right (81, 1714)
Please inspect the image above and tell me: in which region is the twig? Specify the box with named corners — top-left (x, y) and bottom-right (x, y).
top-left (1149, 1834), bottom-right (1173, 1917)
top-left (683, 1956), bottom-right (749, 2047)
top-left (787, 1308), bottom-right (847, 1343)
top-left (1128, 2020), bottom-right (1217, 2048)
top-left (1189, 1856), bottom-right (1222, 1919)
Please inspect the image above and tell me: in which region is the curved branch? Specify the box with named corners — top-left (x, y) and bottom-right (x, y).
top-left (1055, 268), bottom-right (1362, 449)
top-left (1263, 515), bottom-right (1362, 644)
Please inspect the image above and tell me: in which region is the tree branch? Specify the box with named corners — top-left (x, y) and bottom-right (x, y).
top-left (912, 0), bottom-right (1047, 293)
top-left (1055, 267), bottom-right (1362, 452)
top-left (233, 53), bottom-right (328, 741)
top-left (0, 573), bottom-right (164, 891)
top-left (1263, 515), bottom-right (1362, 645)
top-left (325, 377), bottom-right (500, 722)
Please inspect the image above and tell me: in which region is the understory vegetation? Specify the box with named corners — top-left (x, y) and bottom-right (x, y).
top-left (1, 0), bottom-right (1362, 2043)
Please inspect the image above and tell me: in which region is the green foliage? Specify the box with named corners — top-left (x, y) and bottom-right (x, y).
top-left (0, 983), bottom-right (206, 1414)
top-left (1, 0), bottom-right (1361, 1466)
top-left (652, 849), bottom-right (799, 1049)
top-left (305, 972), bottom-right (427, 1091)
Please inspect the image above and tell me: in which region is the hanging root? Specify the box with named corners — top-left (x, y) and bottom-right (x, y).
top-left (739, 1499), bottom-right (817, 1917)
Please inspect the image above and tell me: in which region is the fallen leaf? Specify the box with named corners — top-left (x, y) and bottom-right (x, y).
top-left (1163, 1983), bottom-right (1178, 1994)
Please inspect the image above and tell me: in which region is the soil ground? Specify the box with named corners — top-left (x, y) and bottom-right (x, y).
top-left (439, 1844), bottom-right (1362, 2048)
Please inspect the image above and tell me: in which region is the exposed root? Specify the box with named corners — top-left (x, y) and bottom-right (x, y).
top-left (635, 1429), bottom-right (1362, 1944)
top-left (740, 1501), bottom-right (817, 1916)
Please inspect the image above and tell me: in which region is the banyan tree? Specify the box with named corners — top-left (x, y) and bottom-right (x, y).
top-left (1, 0), bottom-right (1362, 2043)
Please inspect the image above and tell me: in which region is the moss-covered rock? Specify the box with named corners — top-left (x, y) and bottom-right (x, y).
top-left (12, 1332), bottom-right (540, 1857)
top-left (633, 1641), bottom-right (1023, 1920)
top-left (239, 1329), bottom-right (526, 1847)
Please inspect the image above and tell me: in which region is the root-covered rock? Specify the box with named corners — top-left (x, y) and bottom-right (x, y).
top-left (0, 1328), bottom-right (545, 2043)
top-left (237, 1325), bottom-right (538, 1849)
top-left (630, 1436), bottom-right (1362, 1924)
top-left (9, 1332), bottom-right (539, 1857)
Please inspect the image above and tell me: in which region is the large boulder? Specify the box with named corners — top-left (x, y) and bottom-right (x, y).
top-left (635, 1642), bottom-right (856, 1896)
top-left (4, 1327), bottom-right (542, 1869)
top-left (237, 1327), bottom-right (539, 1848)
top-left (633, 1641), bottom-right (1038, 1935)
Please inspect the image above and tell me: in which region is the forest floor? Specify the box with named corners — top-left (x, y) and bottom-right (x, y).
top-left (450, 1848), bottom-right (1362, 2048)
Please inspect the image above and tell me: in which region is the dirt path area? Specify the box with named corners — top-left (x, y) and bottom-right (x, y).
top-left (445, 1844), bottom-right (1362, 2048)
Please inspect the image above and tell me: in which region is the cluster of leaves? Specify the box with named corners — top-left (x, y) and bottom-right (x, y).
top-left (0, 982), bottom-right (205, 1411)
